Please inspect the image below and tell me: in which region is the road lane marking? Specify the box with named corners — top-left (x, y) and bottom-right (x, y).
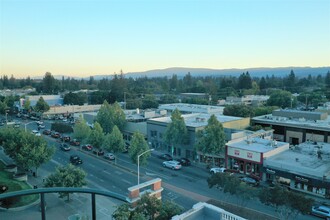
top-left (50, 159), bottom-right (62, 166)
top-left (121, 179), bottom-right (132, 185)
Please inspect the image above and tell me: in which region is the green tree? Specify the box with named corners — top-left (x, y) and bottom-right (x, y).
top-left (266, 90), bottom-right (293, 108)
top-left (23, 99), bottom-right (31, 112)
top-left (34, 96), bottom-right (50, 113)
top-left (88, 122), bottom-right (104, 150)
top-left (73, 116), bottom-right (91, 144)
top-left (42, 72), bottom-right (57, 94)
top-left (142, 94), bottom-right (159, 109)
top-left (16, 132), bottom-right (55, 176)
top-left (96, 101), bottom-right (126, 134)
top-left (207, 173), bottom-right (257, 208)
top-left (63, 92), bottom-right (87, 105)
top-left (223, 104), bottom-right (255, 118)
top-left (0, 127), bottom-right (55, 176)
top-left (112, 194), bottom-right (182, 220)
top-left (0, 100), bottom-right (7, 114)
top-left (111, 101), bottom-right (126, 131)
top-left (195, 114), bottom-right (226, 166)
top-left (325, 71), bottom-right (330, 88)
top-left (44, 164), bottom-right (87, 201)
top-left (103, 125), bottom-right (124, 163)
top-left (129, 132), bottom-right (150, 165)
top-left (259, 185), bottom-right (314, 220)
top-left (163, 109), bottom-right (188, 157)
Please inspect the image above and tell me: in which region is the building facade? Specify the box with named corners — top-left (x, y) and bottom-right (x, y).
top-left (251, 109), bottom-right (330, 145)
top-left (262, 141), bottom-right (330, 198)
top-left (147, 113), bottom-right (250, 165)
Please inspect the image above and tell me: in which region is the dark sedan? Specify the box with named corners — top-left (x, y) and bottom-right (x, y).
top-left (178, 158), bottom-right (191, 166)
top-left (158, 153), bottom-right (173, 161)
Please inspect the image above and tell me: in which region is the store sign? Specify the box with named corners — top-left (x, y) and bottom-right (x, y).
top-left (295, 176), bottom-right (309, 183)
top-left (227, 147), bottom-right (261, 162)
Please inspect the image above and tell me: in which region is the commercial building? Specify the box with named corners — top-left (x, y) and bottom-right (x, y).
top-left (147, 113), bottom-right (250, 165)
top-left (225, 136), bottom-right (289, 180)
top-left (159, 103), bottom-right (224, 114)
top-left (262, 141), bottom-right (330, 198)
top-left (251, 109), bottom-right (330, 145)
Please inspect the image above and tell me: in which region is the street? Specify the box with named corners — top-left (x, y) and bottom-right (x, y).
top-left (0, 119), bottom-right (319, 219)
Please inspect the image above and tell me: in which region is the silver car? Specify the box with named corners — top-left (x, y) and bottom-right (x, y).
top-left (311, 205), bottom-right (330, 219)
top-left (162, 160), bottom-right (182, 170)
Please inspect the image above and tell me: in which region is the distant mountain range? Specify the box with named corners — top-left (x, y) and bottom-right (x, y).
top-left (38, 66), bottom-right (330, 80)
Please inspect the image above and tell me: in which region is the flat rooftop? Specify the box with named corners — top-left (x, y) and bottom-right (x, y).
top-left (228, 138), bottom-right (288, 153)
top-left (148, 113), bottom-right (243, 128)
top-left (252, 112), bottom-right (330, 131)
top-left (264, 141), bottom-right (330, 180)
top-left (159, 103), bottom-right (224, 114)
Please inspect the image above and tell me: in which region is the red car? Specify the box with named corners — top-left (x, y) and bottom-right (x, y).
top-left (70, 139), bottom-right (80, 146)
top-left (82, 144), bottom-right (93, 151)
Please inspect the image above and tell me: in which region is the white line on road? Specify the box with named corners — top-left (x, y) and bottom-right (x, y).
top-left (51, 159), bottom-right (62, 166)
top-left (121, 179), bottom-right (132, 185)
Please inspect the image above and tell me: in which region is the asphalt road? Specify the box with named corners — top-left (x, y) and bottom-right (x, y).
top-left (0, 118), bottom-right (320, 220)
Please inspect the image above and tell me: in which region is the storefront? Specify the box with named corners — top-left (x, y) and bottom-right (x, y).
top-left (262, 167), bottom-right (330, 198)
top-left (226, 144), bottom-right (263, 179)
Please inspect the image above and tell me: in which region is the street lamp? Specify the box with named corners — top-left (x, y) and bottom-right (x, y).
top-left (137, 148), bottom-right (154, 185)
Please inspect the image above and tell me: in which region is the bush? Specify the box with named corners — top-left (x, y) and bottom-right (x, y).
top-left (51, 122), bottom-right (73, 133)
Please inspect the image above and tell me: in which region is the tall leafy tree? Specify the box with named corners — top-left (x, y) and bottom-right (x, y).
top-left (42, 72), bottom-right (57, 94)
top-left (266, 90), bottom-right (293, 108)
top-left (259, 185), bottom-right (314, 220)
top-left (103, 125), bottom-right (124, 162)
top-left (88, 122), bottom-right (104, 149)
top-left (0, 127), bottom-right (55, 176)
top-left (73, 116), bottom-right (91, 144)
top-left (142, 94), bottom-right (159, 109)
top-left (96, 100), bottom-right (113, 134)
top-left (195, 114), bottom-right (226, 166)
top-left (23, 99), bottom-right (31, 112)
top-left (223, 104), bottom-right (255, 118)
top-left (112, 193), bottom-right (182, 220)
top-left (44, 164), bottom-right (87, 201)
top-left (163, 109), bottom-right (188, 156)
top-left (34, 97), bottom-right (50, 113)
top-left (129, 132), bottom-right (150, 166)
top-left (111, 101), bottom-right (126, 131)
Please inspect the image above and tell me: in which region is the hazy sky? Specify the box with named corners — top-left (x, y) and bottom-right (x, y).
top-left (1, 0), bottom-right (330, 78)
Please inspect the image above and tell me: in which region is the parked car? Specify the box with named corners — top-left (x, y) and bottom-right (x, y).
top-left (43, 129), bottom-right (51, 135)
top-left (210, 167), bottom-right (227, 174)
top-left (38, 124), bottom-right (45, 129)
top-left (51, 132), bottom-right (61, 138)
top-left (61, 135), bottom-right (71, 142)
top-left (162, 160), bottom-right (182, 170)
top-left (36, 121), bottom-right (44, 125)
top-left (104, 153), bottom-right (115, 160)
top-left (178, 158), bottom-right (191, 166)
top-left (70, 155), bottom-right (82, 165)
top-left (70, 139), bottom-right (80, 146)
top-left (82, 144), bottom-right (93, 151)
top-left (93, 149), bottom-right (105, 156)
top-left (240, 177), bottom-right (259, 186)
top-left (158, 153), bottom-right (173, 161)
top-left (311, 205), bottom-right (330, 219)
top-left (60, 144), bottom-right (71, 151)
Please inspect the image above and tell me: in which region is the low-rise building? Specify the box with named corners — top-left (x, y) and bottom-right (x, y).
top-left (251, 109), bottom-right (330, 145)
top-left (147, 113), bottom-right (250, 165)
top-left (225, 136), bottom-right (289, 180)
top-left (262, 141), bottom-right (330, 198)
